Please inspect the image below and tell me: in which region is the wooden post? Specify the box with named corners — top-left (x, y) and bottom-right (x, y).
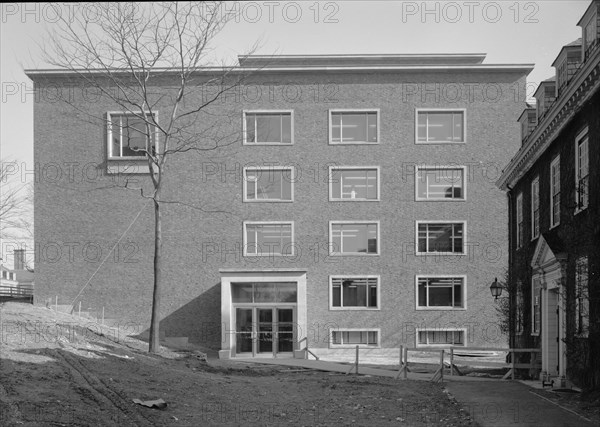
top-left (450, 347), bottom-right (454, 377)
top-left (399, 345), bottom-right (403, 368)
top-left (440, 350), bottom-right (444, 383)
top-left (78, 301), bottom-right (81, 317)
top-left (511, 349), bottom-right (515, 380)
top-left (404, 347), bottom-right (408, 379)
top-left (102, 307), bottom-right (105, 325)
top-left (55, 296), bottom-right (58, 312)
top-left (355, 345), bottom-right (359, 376)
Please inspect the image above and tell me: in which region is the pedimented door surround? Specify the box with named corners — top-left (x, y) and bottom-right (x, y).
top-left (530, 235), bottom-right (567, 378)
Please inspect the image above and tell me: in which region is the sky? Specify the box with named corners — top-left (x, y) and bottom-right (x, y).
top-left (0, 1), bottom-right (591, 166)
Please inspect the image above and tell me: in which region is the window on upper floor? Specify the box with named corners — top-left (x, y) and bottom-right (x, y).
top-left (416, 166), bottom-right (466, 201)
top-left (416, 221), bottom-right (465, 255)
top-left (416, 109), bottom-right (465, 144)
top-left (108, 112), bottom-right (157, 159)
top-left (576, 256), bottom-right (589, 337)
top-left (330, 276), bottom-right (379, 310)
top-left (416, 276), bottom-right (465, 310)
top-left (584, 14), bottom-right (598, 58)
top-left (243, 222), bottom-right (294, 256)
top-left (243, 167), bottom-right (294, 202)
top-left (531, 177), bottom-right (540, 240)
top-left (330, 221), bottom-right (379, 255)
top-left (243, 111), bottom-right (293, 145)
top-left (550, 155), bottom-right (561, 228)
top-left (329, 110), bottom-right (379, 144)
top-left (516, 193), bottom-right (524, 248)
top-left (575, 128), bottom-right (589, 212)
top-left (329, 167), bottom-right (380, 201)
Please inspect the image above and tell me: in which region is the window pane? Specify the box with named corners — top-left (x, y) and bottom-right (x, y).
top-left (331, 170), bottom-right (342, 199)
top-left (417, 113), bottom-right (427, 141)
top-left (332, 285), bottom-right (341, 307)
top-left (428, 113), bottom-right (454, 142)
top-left (332, 169), bottom-right (377, 200)
top-left (281, 114), bottom-right (292, 143)
top-left (332, 331), bottom-right (341, 345)
top-left (232, 283), bottom-right (253, 302)
top-left (122, 116), bottom-right (148, 156)
top-left (277, 283), bottom-right (297, 303)
top-left (246, 114), bottom-right (256, 142)
top-left (429, 285), bottom-right (452, 306)
top-left (454, 284), bottom-right (463, 308)
top-left (246, 224), bottom-right (292, 255)
top-left (368, 284), bottom-right (377, 307)
top-left (331, 113), bottom-right (341, 141)
top-left (331, 112), bottom-right (377, 143)
top-left (256, 115), bottom-right (281, 142)
top-left (332, 223), bottom-right (377, 254)
top-left (418, 283), bottom-right (427, 306)
top-left (419, 112), bottom-right (464, 143)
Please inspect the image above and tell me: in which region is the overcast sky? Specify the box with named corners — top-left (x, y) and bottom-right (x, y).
top-left (0, 1), bottom-right (592, 167)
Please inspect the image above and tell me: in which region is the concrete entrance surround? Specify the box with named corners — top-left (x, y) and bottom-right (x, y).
top-left (530, 236), bottom-right (566, 378)
top-left (218, 269), bottom-right (307, 359)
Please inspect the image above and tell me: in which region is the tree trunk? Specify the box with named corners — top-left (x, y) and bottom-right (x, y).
top-left (149, 197), bottom-right (162, 352)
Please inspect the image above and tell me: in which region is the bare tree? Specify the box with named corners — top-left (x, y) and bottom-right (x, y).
top-left (0, 161), bottom-right (33, 254)
top-left (42, 2), bottom-right (256, 352)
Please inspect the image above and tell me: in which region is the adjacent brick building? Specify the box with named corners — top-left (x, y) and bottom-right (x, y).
top-left (27, 52), bottom-right (532, 359)
top-left (497, 0), bottom-right (600, 389)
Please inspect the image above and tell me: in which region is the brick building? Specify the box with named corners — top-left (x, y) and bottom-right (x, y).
top-left (497, 0), bottom-right (600, 388)
top-left (27, 52), bottom-right (532, 359)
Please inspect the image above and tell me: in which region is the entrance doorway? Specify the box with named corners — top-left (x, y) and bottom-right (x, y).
top-left (235, 307), bottom-right (296, 357)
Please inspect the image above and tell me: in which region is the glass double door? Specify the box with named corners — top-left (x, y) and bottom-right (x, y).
top-left (235, 306), bottom-right (295, 357)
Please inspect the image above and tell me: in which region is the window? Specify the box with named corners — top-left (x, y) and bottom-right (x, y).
top-left (330, 222), bottom-right (379, 255)
top-left (330, 329), bottom-right (379, 347)
top-left (584, 14), bottom-right (598, 58)
top-left (108, 112), bottom-right (157, 159)
top-left (416, 222), bottom-right (465, 255)
top-left (244, 222), bottom-right (294, 256)
top-left (416, 329), bottom-right (465, 347)
top-left (550, 155), bottom-right (561, 228)
top-left (416, 109), bottom-right (465, 143)
top-left (330, 276), bottom-right (379, 310)
top-left (516, 193), bottom-right (524, 248)
top-left (232, 282), bottom-right (297, 303)
top-left (243, 167), bottom-right (293, 202)
top-left (575, 129), bottom-right (589, 211)
top-left (575, 256), bottom-right (589, 337)
top-left (415, 166), bottom-right (465, 201)
top-left (532, 278), bottom-right (542, 336)
top-left (531, 177), bottom-right (540, 240)
top-left (243, 111), bottom-right (293, 144)
top-left (416, 276), bottom-right (465, 310)
top-left (329, 110), bottom-right (379, 144)
top-left (516, 283), bottom-right (524, 335)
top-left (329, 167), bottom-right (380, 201)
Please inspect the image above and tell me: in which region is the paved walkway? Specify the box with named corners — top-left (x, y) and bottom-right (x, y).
top-left (235, 358), bottom-right (595, 427)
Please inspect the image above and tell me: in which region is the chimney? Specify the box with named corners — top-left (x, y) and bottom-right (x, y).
top-left (14, 249), bottom-right (26, 270)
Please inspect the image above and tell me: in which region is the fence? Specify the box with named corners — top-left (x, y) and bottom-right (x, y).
top-left (0, 284), bottom-right (34, 303)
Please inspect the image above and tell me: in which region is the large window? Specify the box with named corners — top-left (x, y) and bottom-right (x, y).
top-left (232, 282), bottom-right (297, 303)
top-left (244, 222), bottom-right (294, 256)
top-left (329, 167), bottom-right (379, 201)
top-left (416, 109), bottom-right (465, 143)
top-left (416, 329), bottom-right (465, 347)
top-left (330, 329), bottom-right (379, 347)
top-left (516, 193), bottom-right (524, 248)
top-left (330, 276), bottom-right (379, 310)
top-left (416, 167), bottom-right (465, 200)
top-left (330, 222), bottom-right (379, 255)
top-left (531, 177), bottom-right (540, 240)
top-left (244, 167), bottom-right (293, 202)
top-left (329, 110), bottom-right (379, 144)
top-left (575, 256), bottom-right (589, 337)
top-left (550, 155), bottom-right (561, 228)
top-left (416, 222), bottom-right (465, 255)
top-left (108, 112), bottom-right (157, 159)
top-left (575, 128), bottom-right (589, 211)
top-left (416, 276), bottom-right (465, 310)
top-left (244, 111), bottom-right (293, 144)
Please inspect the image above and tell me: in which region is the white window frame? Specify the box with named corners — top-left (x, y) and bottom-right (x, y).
top-left (328, 109), bottom-right (380, 145)
top-left (329, 221), bottom-right (380, 256)
top-left (415, 165), bottom-right (467, 201)
top-left (574, 127), bottom-right (589, 213)
top-left (243, 166), bottom-right (295, 203)
top-left (107, 111), bottom-right (159, 160)
top-left (242, 110), bottom-right (294, 145)
top-left (415, 328), bottom-right (467, 347)
top-left (531, 177), bottom-right (540, 240)
top-left (415, 108), bottom-right (467, 144)
top-left (516, 192), bottom-right (524, 248)
top-left (328, 166), bottom-right (380, 202)
top-left (243, 221), bottom-right (295, 257)
top-left (329, 328), bottom-right (380, 348)
top-left (415, 221), bottom-right (466, 256)
top-left (415, 275), bottom-right (467, 311)
top-left (329, 275), bottom-right (381, 311)
top-left (550, 155), bottom-right (561, 228)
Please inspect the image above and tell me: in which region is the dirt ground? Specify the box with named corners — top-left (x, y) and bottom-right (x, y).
top-left (0, 302), bottom-right (476, 426)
